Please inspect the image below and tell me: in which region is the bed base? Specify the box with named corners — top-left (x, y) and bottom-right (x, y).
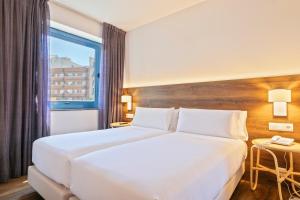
top-left (28, 162), bottom-right (245, 200)
top-left (28, 166), bottom-right (73, 200)
top-left (215, 162), bottom-right (245, 200)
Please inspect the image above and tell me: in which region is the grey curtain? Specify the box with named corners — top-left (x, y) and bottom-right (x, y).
top-left (0, 0), bottom-right (50, 182)
top-left (99, 23), bottom-right (126, 129)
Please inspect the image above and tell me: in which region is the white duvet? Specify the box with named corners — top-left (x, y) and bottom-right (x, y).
top-left (32, 126), bottom-right (169, 188)
top-left (70, 132), bottom-right (247, 200)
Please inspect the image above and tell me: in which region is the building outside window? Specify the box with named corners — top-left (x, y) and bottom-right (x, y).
top-left (49, 28), bottom-right (101, 109)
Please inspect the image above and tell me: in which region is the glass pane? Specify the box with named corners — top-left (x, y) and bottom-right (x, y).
top-left (49, 35), bottom-right (96, 102)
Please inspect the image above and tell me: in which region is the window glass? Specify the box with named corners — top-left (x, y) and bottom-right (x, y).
top-left (49, 28), bottom-right (101, 109)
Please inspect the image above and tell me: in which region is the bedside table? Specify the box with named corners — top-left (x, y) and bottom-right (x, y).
top-left (250, 138), bottom-right (300, 200)
top-left (110, 122), bottom-right (131, 128)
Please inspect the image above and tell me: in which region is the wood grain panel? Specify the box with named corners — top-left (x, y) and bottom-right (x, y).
top-left (123, 74), bottom-right (300, 177)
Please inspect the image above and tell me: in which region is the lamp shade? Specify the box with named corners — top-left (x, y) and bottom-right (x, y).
top-left (268, 89), bottom-right (291, 102)
top-left (121, 95), bottom-right (132, 103)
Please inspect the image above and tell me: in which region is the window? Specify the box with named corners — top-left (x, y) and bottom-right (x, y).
top-left (49, 28), bottom-right (101, 109)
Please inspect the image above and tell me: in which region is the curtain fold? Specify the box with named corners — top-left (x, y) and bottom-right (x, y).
top-left (0, 0), bottom-right (50, 182)
top-left (99, 23), bottom-right (126, 129)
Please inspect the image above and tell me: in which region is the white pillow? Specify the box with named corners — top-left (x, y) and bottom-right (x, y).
top-left (169, 109), bottom-right (179, 131)
top-left (231, 111), bottom-right (248, 141)
top-left (176, 108), bottom-right (248, 140)
top-left (132, 107), bottom-right (174, 131)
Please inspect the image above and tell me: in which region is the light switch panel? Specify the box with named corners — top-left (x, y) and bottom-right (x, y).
top-left (269, 122), bottom-right (293, 132)
top-left (126, 113), bottom-right (134, 119)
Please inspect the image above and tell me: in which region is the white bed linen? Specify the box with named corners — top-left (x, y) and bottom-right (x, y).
top-left (70, 132), bottom-right (247, 200)
top-left (32, 126), bottom-right (169, 188)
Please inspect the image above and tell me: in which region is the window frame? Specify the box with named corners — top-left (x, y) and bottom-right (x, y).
top-left (49, 27), bottom-right (101, 110)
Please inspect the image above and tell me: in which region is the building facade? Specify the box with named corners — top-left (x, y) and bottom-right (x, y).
top-left (50, 56), bottom-right (95, 101)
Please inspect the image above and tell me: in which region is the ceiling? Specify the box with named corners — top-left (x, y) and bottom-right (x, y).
top-left (54, 0), bottom-right (205, 31)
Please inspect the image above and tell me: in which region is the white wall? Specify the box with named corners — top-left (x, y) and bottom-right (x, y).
top-left (49, 2), bottom-right (102, 37)
top-left (49, 2), bottom-right (102, 134)
top-left (51, 110), bottom-right (98, 135)
top-left (124, 0), bottom-right (300, 87)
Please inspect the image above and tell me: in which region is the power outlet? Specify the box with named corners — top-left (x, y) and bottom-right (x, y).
top-left (126, 113), bottom-right (134, 119)
top-left (269, 122), bottom-right (294, 132)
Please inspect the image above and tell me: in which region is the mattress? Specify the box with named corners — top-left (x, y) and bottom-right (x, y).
top-left (32, 126), bottom-right (169, 188)
top-left (70, 132), bottom-right (247, 200)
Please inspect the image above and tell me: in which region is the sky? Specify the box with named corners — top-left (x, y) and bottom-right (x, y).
top-left (49, 36), bottom-right (95, 66)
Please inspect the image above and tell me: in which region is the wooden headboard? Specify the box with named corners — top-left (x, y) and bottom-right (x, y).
top-left (122, 74), bottom-right (300, 175)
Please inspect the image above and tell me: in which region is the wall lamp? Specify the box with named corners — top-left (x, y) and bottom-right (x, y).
top-left (268, 89), bottom-right (291, 117)
top-left (121, 95), bottom-right (132, 111)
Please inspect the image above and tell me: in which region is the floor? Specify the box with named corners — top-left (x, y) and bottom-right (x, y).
top-left (0, 177), bottom-right (42, 200)
top-left (231, 179), bottom-right (292, 200)
top-left (0, 176), bottom-right (294, 200)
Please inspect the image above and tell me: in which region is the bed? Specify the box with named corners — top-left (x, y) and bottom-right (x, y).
top-left (70, 132), bottom-right (247, 200)
top-left (29, 107), bottom-right (248, 200)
